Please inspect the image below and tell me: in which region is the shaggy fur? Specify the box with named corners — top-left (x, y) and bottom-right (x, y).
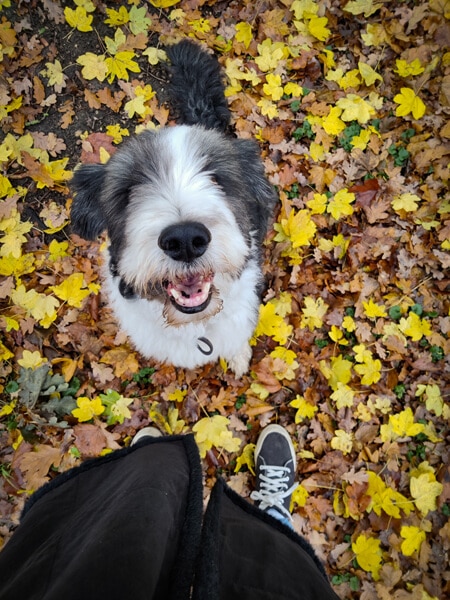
top-left (70, 40), bottom-right (276, 376)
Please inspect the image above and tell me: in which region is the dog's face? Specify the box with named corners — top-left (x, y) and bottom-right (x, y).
top-left (71, 125), bottom-right (276, 326)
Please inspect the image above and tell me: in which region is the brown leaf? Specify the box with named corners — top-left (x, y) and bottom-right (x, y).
top-left (19, 445), bottom-right (62, 491)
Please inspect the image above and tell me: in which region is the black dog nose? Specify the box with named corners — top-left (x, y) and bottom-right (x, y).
top-left (158, 222), bottom-right (211, 262)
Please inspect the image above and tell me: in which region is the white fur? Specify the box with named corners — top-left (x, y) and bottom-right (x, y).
top-left (105, 252), bottom-right (261, 377)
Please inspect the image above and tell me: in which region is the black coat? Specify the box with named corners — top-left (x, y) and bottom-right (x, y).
top-left (0, 435), bottom-right (339, 600)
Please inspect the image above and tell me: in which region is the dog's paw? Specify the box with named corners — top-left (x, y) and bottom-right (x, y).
top-left (227, 344), bottom-right (252, 378)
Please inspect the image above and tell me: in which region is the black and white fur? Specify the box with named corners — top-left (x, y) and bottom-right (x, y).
top-left (71, 40), bottom-right (277, 376)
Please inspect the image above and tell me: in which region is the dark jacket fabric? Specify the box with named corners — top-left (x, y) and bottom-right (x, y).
top-left (0, 434), bottom-right (339, 600)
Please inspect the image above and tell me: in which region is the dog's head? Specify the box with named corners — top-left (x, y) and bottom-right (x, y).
top-left (71, 125), bottom-right (276, 325)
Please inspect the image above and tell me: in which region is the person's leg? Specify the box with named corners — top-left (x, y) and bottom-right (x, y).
top-left (193, 425), bottom-right (340, 600)
top-left (0, 434), bottom-right (203, 600)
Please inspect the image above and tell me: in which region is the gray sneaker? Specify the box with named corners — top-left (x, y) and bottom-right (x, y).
top-left (250, 424), bottom-right (297, 521)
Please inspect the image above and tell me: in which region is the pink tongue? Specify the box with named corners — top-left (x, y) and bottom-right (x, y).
top-left (167, 276), bottom-right (212, 308)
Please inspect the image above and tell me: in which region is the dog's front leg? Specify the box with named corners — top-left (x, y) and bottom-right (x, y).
top-left (227, 343), bottom-right (252, 379)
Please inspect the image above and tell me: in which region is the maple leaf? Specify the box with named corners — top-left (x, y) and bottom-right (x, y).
top-left (352, 534), bottom-right (382, 579)
top-left (358, 61), bottom-right (383, 86)
top-left (326, 189), bottom-right (355, 220)
top-left (128, 5), bottom-right (152, 35)
top-left (142, 47), bottom-right (166, 65)
top-left (48, 239), bottom-right (69, 261)
top-left (354, 355), bottom-right (382, 385)
top-left (343, 0), bottom-right (383, 17)
top-left (99, 389), bottom-right (133, 425)
top-left (149, 0), bottom-right (180, 8)
top-left (72, 396), bottom-right (105, 422)
top-left (17, 350), bottom-right (47, 370)
top-left (50, 273), bottom-right (96, 308)
top-left (393, 88), bottom-right (426, 119)
top-left (416, 384), bottom-right (447, 417)
top-left (336, 94), bottom-right (376, 124)
top-left (331, 430), bottom-right (354, 455)
top-left (290, 395), bottom-right (318, 423)
top-left (0, 341), bottom-right (14, 361)
top-left (192, 415), bottom-right (242, 458)
top-left (319, 355), bottom-right (353, 391)
top-left (41, 60), bottom-right (67, 92)
top-left (330, 383), bottom-right (355, 409)
top-left (410, 470), bottom-right (443, 516)
top-left (392, 192), bottom-right (421, 213)
top-left (105, 51), bottom-right (140, 83)
top-left (308, 16), bottom-right (331, 41)
top-left (400, 525), bottom-right (426, 556)
top-left (274, 208), bottom-right (317, 249)
top-left (253, 302), bottom-right (292, 344)
top-left (263, 73), bottom-right (284, 101)
top-left (234, 443), bottom-right (255, 474)
top-left (77, 52), bottom-right (108, 82)
top-left (235, 22), bottom-right (252, 49)
top-left (300, 296), bottom-right (328, 331)
top-left (10, 285), bottom-right (60, 328)
top-left (395, 59), bottom-right (425, 77)
top-left (398, 312), bottom-right (432, 341)
top-left (380, 407), bottom-right (426, 442)
top-left (0, 209), bottom-right (33, 258)
top-left (105, 6), bottom-right (129, 27)
top-left (64, 6), bottom-right (93, 32)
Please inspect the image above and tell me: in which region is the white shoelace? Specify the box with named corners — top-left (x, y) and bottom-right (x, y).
top-left (250, 464), bottom-right (298, 520)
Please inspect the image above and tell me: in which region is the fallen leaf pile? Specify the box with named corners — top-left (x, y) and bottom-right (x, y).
top-left (0, 1), bottom-right (449, 597)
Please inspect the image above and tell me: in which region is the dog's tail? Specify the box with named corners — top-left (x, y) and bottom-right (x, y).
top-left (166, 40), bottom-right (230, 132)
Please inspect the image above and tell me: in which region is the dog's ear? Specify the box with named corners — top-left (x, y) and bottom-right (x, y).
top-left (233, 139), bottom-right (278, 241)
top-left (70, 164), bottom-right (107, 240)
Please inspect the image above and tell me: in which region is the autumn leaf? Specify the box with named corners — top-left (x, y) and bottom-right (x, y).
top-left (72, 396), bottom-right (105, 422)
top-left (77, 52), bottom-right (108, 82)
top-left (300, 296), bottom-right (328, 331)
top-left (331, 430), bottom-right (354, 455)
top-left (64, 6), bottom-right (93, 32)
top-left (393, 88), bottom-right (426, 119)
top-left (17, 350), bottom-right (47, 370)
top-left (234, 442), bottom-right (255, 474)
top-left (352, 534), bottom-right (383, 579)
top-left (192, 415), bottom-right (242, 458)
top-left (400, 525), bottom-right (426, 556)
top-left (290, 395), bottom-right (318, 423)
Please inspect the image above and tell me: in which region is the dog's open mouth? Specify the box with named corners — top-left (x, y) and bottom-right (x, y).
top-left (164, 274), bottom-right (213, 314)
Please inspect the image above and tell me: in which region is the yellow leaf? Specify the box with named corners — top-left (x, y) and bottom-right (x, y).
top-left (64, 6), bottom-right (93, 32)
top-left (10, 284), bottom-right (59, 328)
top-left (41, 60), bottom-right (66, 88)
top-left (393, 87), bottom-right (426, 120)
top-left (354, 356), bottom-right (382, 385)
top-left (105, 51), bottom-right (140, 83)
top-left (291, 0), bottom-right (319, 19)
top-left (167, 389), bottom-right (187, 403)
top-left (392, 192), bottom-right (421, 213)
top-left (263, 73), bottom-right (283, 101)
top-left (290, 484), bottom-right (309, 509)
top-left (274, 209), bottom-right (317, 248)
top-left (336, 94), bottom-right (376, 124)
top-left (72, 396), bottom-right (105, 422)
top-left (77, 52), bottom-right (108, 82)
top-left (322, 106), bottom-right (346, 136)
top-left (395, 59), bottom-right (424, 77)
top-left (290, 395), bottom-right (318, 423)
top-left (257, 98), bottom-right (279, 119)
top-left (306, 192), bottom-right (327, 214)
top-left (327, 189), bottom-right (355, 220)
top-left (400, 525), bottom-right (426, 556)
top-left (17, 350), bottom-right (47, 370)
top-left (142, 47), bottom-right (167, 66)
top-left (352, 535), bottom-right (382, 579)
top-left (51, 273), bottom-right (92, 308)
top-left (361, 23), bottom-right (389, 46)
top-left (329, 325), bottom-right (348, 345)
top-left (0, 341), bottom-right (14, 361)
top-left (358, 61), bottom-right (383, 86)
top-left (0, 399), bottom-right (16, 417)
top-left (362, 298), bottom-right (387, 318)
top-left (48, 239), bottom-right (69, 261)
top-left (380, 407), bottom-right (426, 442)
top-left (416, 384), bottom-right (445, 417)
top-left (308, 16), bottom-right (330, 41)
top-left (105, 6), bottom-right (129, 27)
top-left (319, 355), bottom-right (353, 391)
top-left (342, 315), bottom-right (356, 332)
top-left (344, 0), bottom-right (383, 17)
top-left (366, 471), bottom-right (413, 519)
top-left (192, 415), bottom-right (242, 458)
top-left (398, 312), bottom-right (431, 341)
top-left (410, 472), bottom-right (443, 516)
top-left (300, 296), bottom-right (328, 331)
top-left (253, 302), bottom-right (292, 344)
top-left (330, 429), bottom-right (353, 455)
top-left (234, 443), bottom-right (255, 474)
top-left (235, 22), bottom-right (252, 49)
top-left (283, 82), bottom-right (303, 97)
top-left (149, 0), bottom-right (180, 8)
top-left (330, 383), bottom-right (355, 409)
